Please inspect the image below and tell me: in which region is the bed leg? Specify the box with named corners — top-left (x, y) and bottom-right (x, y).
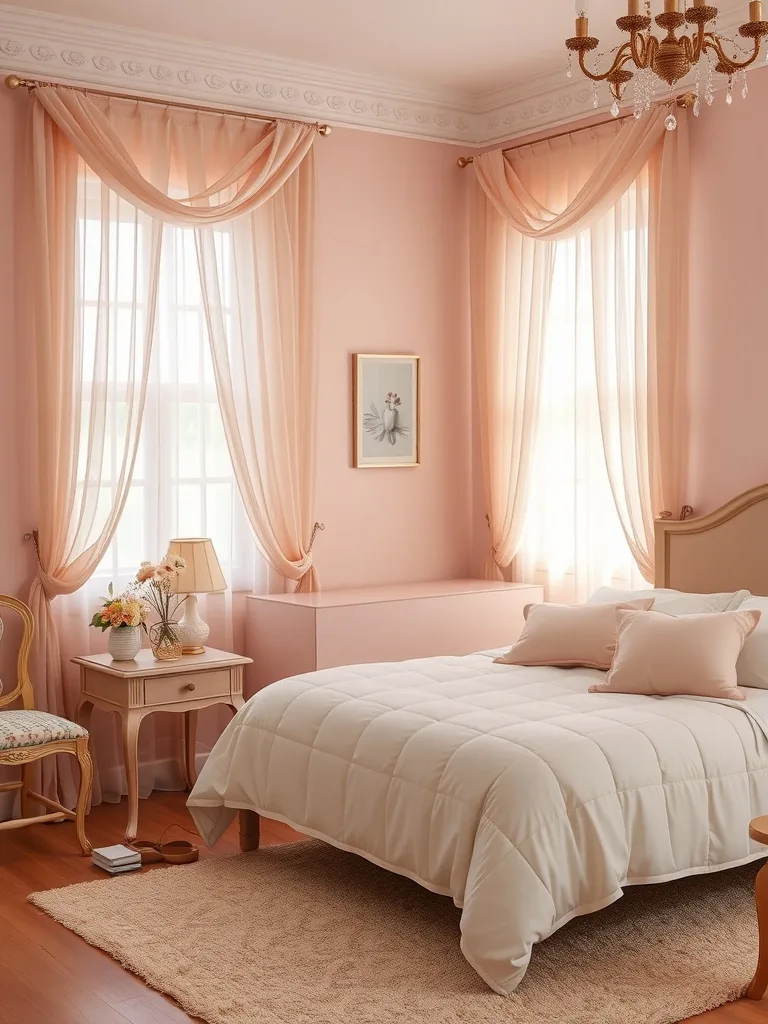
top-left (239, 809), bottom-right (261, 853)
top-left (749, 862), bottom-right (768, 998)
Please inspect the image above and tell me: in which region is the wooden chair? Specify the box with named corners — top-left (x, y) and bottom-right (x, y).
top-left (0, 595), bottom-right (92, 854)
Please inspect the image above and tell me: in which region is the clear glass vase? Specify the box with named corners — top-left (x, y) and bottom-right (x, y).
top-left (149, 620), bottom-right (183, 662)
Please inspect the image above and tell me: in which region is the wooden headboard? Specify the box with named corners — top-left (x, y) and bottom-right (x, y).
top-left (655, 484), bottom-right (768, 596)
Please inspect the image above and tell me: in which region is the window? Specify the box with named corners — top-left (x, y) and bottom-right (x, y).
top-left (517, 204), bottom-right (645, 602)
top-left (74, 171), bottom-right (261, 595)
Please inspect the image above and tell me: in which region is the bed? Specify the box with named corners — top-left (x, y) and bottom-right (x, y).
top-left (188, 484), bottom-right (768, 995)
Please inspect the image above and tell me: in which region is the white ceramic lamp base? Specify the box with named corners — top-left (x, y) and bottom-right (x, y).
top-left (176, 594), bottom-right (210, 655)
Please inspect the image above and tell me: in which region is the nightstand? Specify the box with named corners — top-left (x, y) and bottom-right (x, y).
top-left (73, 648), bottom-right (251, 842)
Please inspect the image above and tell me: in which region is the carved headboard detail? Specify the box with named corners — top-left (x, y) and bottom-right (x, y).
top-left (655, 484), bottom-right (768, 596)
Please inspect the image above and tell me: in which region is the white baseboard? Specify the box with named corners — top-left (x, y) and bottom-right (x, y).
top-left (0, 748), bottom-right (212, 822)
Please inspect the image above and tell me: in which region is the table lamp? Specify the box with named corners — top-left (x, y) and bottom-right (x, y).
top-left (167, 538), bottom-right (227, 655)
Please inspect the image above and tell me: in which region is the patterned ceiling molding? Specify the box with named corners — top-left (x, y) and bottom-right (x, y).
top-left (0, 3), bottom-right (476, 142)
top-left (0, 4), bottom-right (758, 146)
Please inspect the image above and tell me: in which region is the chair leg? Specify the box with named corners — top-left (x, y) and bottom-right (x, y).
top-left (74, 737), bottom-right (93, 856)
top-left (20, 762), bottom-right (34, 818)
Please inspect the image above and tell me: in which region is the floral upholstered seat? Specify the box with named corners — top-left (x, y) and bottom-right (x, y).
top-left (0, 595), bottom-right (93, 855)
top-left (0, 710), bottom-right (88, 751)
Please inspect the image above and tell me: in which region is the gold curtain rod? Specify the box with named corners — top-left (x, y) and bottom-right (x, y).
top-left (456, 91), bottom-right (695, 167)
top-left (4, 73), bottom-right (332, 135)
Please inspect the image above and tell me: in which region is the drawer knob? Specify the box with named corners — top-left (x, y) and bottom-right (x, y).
top-left (186, 682), bottom-right (196, 692)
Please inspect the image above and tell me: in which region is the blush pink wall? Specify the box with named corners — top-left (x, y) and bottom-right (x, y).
top-left (0, 109), bottom-right (473, 614)
top-left (314, 128), bottom-right (472, 588)
top-left (0, 90), bottom-right (37, 670)
top-left (687, 67), bottom-right (768, 512)
top-left (3, 77), bottom-right (765, 608)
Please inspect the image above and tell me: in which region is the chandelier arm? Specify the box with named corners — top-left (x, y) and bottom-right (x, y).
top-left (577, 41), bottom-right (634, 82)
top-left (682, 22), bottom-right (705, 65)
top-left (703, 32), bottom-right (762, 71)
top-left (639, 33), bottom-right (659, 72)
top-left (693, 21), bottom-right (707, 64)
top-left (629, 29), bottom-right (650, 68)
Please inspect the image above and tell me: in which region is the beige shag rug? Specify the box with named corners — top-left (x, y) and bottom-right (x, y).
top-left (30, 840), bottom-right (759, 1024)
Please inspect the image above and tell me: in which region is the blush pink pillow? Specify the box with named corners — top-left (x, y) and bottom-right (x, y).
top-left (495, 599), bottom-right (655, 671)
top-left (589, 607), bottom-right (762, 701)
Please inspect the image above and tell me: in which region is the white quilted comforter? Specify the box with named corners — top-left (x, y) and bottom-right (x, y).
top-left (188, 653), bottom-right (768, 994)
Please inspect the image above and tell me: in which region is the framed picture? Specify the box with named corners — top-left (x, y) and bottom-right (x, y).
top-left (353, 354), bottom-right (421, 468)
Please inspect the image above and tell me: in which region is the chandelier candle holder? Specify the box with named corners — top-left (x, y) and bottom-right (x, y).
top-left (565, 0), bottom-right (768, 126)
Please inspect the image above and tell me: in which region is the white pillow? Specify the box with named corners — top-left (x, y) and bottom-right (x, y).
top-left (587, 586), bottom-right (751, 615)
top-left (737, 596), bottom-right (768, 689)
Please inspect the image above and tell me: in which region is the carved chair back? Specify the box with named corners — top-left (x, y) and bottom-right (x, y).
top-left (0, 595), bottom-right (35, 712)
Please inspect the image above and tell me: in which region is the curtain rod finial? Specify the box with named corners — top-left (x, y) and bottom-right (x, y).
top-left (5, 75), bottom-right (23, 90)
top-left (457, 155), bottom-right (474, 168)
top-left (317, 124), bottom-right (332, 136)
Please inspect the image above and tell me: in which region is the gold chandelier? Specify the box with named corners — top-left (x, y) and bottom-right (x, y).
top-left (565, 1), bottom-right (768, 126)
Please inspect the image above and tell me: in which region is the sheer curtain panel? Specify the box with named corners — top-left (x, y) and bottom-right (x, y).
top-left (25, 86), bottom-right (317, 807)
top-left (471, 105), bottom-right (689, 589)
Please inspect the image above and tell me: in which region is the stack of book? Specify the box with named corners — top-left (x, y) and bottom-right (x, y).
top-left (92, 844), bottom-right (142, 875)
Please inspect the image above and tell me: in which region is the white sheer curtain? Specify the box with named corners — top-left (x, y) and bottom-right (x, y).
top-left (472, 108), bottom-right (689, 594)
top-left (53, 168), bottom-right (269, 804)
top-left (24, 88), bottom-right (316, 812)
top-left (516, 214), bottom-right (645, 602)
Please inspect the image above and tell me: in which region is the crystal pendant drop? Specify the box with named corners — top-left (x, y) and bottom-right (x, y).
top-left (664, 113), bottom-right (677, 131)
top-left (742, 73), bottom-right (749, 99)
top-left (726, 76), bottom-right (734, 105)
top-left (611, 99), bottom-right (620, 117)
top-left (566, 53), bottom-right (573, 79)
top-left (705, 56), bottom-right (715, 105)
top-left (693, 96), bottom-right (701, 117)
top-left (592, 82), bottom-right (599, 109)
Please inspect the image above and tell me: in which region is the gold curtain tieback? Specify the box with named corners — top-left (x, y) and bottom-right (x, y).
top-left (307, 522), bottom-right (325, 554)
top-left (23, 529), bottom-right (40, 557)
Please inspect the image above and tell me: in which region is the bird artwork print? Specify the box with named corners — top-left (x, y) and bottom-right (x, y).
top-left (363, 392), bottom-right (410, 446)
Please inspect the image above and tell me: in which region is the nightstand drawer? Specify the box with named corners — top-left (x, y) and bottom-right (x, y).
top-left (144, 668), bottom-right (232, 706)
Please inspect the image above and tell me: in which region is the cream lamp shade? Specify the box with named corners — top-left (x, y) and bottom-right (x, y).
top-left (167, 539), bottom-right (227, 655)
top-left (167, 538), bottom-right (227, 595)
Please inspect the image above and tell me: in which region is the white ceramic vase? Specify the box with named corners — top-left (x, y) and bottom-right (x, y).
top-left (108, 625), bottom-right (141, 661)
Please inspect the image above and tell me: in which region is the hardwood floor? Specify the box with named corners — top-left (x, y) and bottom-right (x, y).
top-left (0, 791), bottom-right (766, 1024)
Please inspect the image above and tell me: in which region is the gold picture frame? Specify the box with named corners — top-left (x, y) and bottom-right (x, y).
top-left (353, 354), bottom-right (421, 468)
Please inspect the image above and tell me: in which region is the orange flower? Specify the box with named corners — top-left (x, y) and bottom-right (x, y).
top-left (108, 601), bottom-right (124, 628)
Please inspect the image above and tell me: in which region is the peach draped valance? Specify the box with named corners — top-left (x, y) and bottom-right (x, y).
top-left (473, 104), bottom-right (673, 239)
top-left (34, 86), bottom-right (316, 224)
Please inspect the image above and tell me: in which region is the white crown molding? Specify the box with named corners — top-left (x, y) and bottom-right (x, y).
top-left (0, 3), bottom-right (478, 143)
top-left (0, 4), bottom-right (762, 147)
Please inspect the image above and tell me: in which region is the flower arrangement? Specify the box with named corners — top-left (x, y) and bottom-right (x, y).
top-left (131, 553), bottom-right (188, 613)
top-left (128, 552), bottom-right (188, 660)
top-left (90, 584), bottom-right (147, 632)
